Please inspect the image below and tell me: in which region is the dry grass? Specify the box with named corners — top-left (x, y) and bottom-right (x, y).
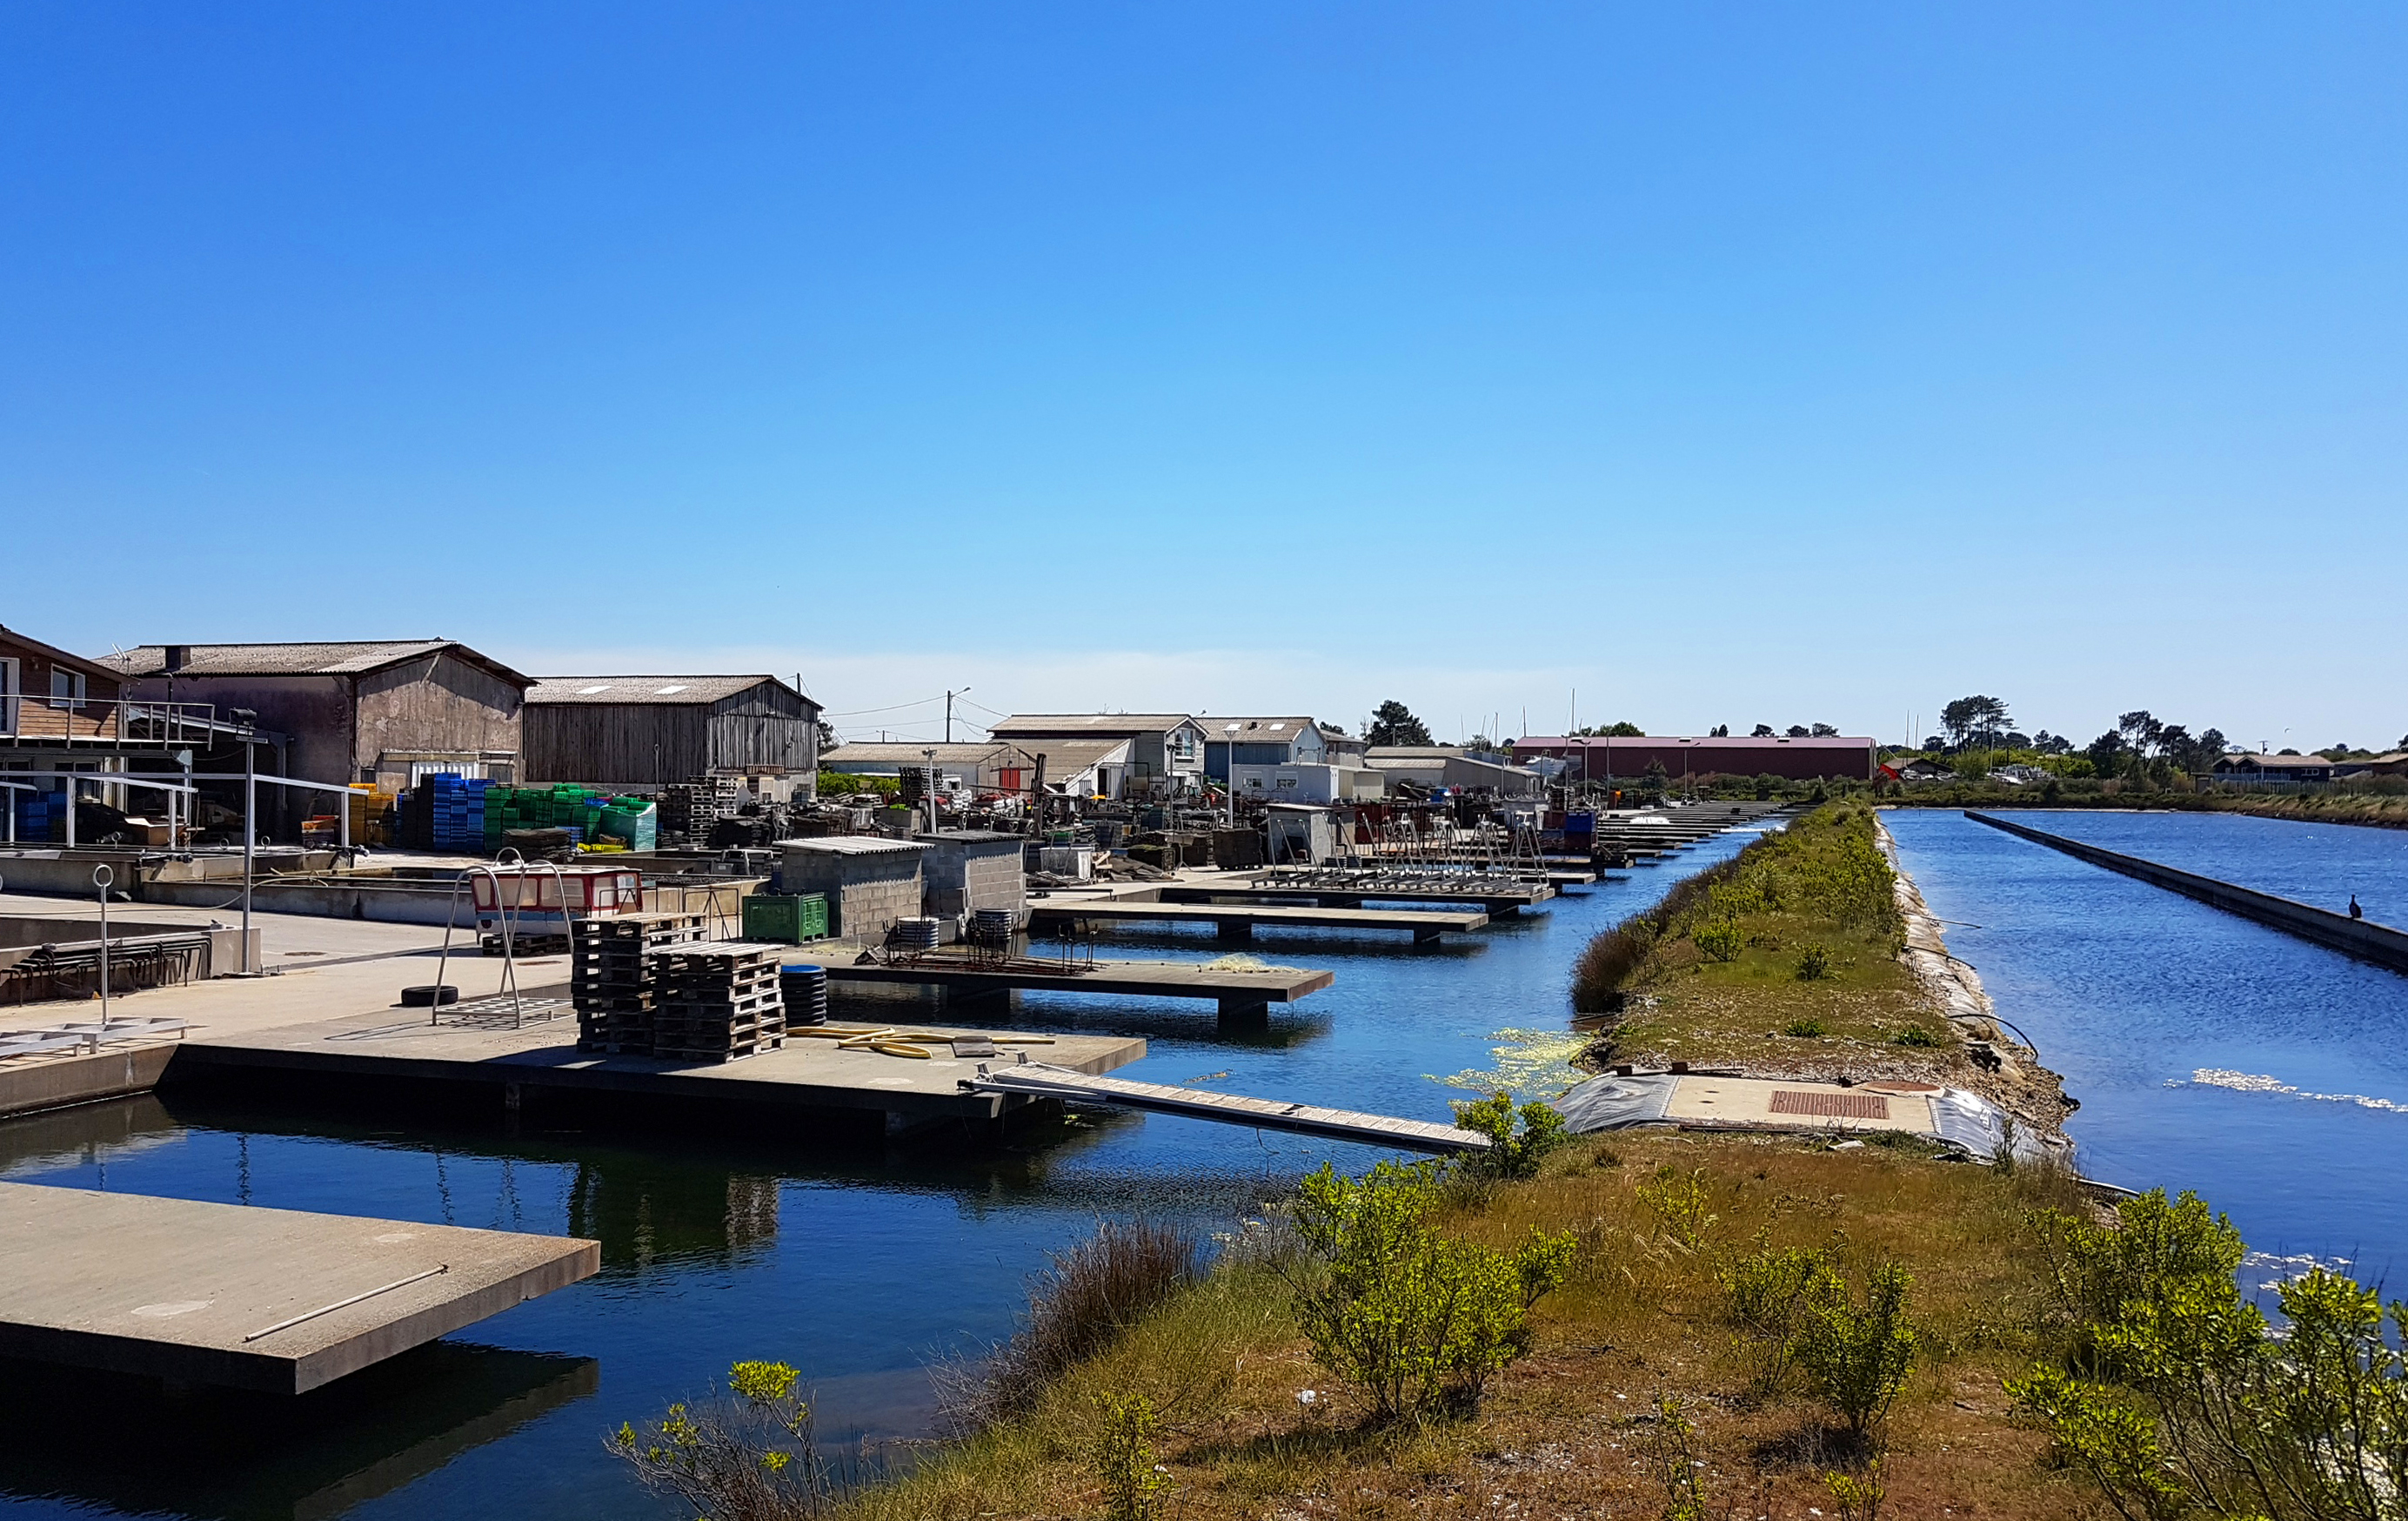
top-left (840, 1136), bottom-right (2115, 1521)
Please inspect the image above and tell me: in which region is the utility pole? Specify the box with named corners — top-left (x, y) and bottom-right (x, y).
top-left (945, 687), bottom-right (971, 744)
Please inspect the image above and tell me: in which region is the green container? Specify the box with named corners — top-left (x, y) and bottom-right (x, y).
top-left (742, 893), bottom-right (830, 944)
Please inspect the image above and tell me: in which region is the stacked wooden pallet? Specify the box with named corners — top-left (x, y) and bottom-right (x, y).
top-left (659, 776), bottom-right (742, 845)
top-left (571, 912), bottom-right (707, 1053)
top-left (647, 941), bottom-right (787, 1062)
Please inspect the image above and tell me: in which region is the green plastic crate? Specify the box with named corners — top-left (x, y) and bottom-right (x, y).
top-left (742, 893), bottom-right (830, 944)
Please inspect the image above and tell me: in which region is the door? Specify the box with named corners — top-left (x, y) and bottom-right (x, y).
top-left (0, 657), bottom-right (16, 736)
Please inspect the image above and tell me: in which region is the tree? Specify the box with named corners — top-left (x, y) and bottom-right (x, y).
top-left (1786, 725), bottom-right (1810, 737)
top-left (1364, 701), bottom-right (1433, 747)
top-left (1941, 696), bottom-right (2011, 748)
top-left (1573, 721), bottom-right (1645, 737)
top-left (2087, 731), bottom-right (2127, 776)
top-left (1751, 724), bottom-right (1776, 738)
top-left (1709, 724), bottom-right (1729, 737)
top-left (815, 720), bottom-right (839, 751)
top-left (1810, 722), bottom-right (1839, 737)
top-left (2116, 710), bottom-right (2163, 759)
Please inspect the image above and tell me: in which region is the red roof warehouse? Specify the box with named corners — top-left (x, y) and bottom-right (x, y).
top-left (1511, 734), bottom-right (1878, 782)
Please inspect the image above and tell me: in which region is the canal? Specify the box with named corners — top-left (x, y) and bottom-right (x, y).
top-left (0, 825), bottom-right (1773, 1521)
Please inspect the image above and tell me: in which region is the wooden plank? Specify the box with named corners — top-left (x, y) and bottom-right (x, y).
top-left (968, 1062), bottom-right (1488, 1155)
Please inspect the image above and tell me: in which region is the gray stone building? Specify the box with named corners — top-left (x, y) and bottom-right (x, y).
top-left (777, 835), bottom-right (930, 944)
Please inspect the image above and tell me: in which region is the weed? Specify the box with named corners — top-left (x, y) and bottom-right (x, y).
top-left (1823, 1459), bottom-right (1885, 1521)
top-left (1092, 1393), bottom-right (1174, 1521)
top-left (1796, 1262), bottom-right (1916, 1440)
top-left (1640, 1394), bottom-right (1711, 1520)
top-left (1890, 1025), bottom-right (1941, 1048)
top-left (1637, 1166), bottom-right (1719, 1252)
top-left (949, 1219), bottom-right (1201, 1430)
top-left (1693, 921), bottom-right (1742, 963)
top-left (1795, 942), bottom-right (1833, 982)
top-left (611, 1358), bottom-right (843, 1519)
top-left (1783, 1017), bottom-right (1829, 1039)
top-left (1720, 1243), bottom-right (1843, 1397)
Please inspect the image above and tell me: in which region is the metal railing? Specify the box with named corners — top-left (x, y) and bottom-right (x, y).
top-left (0, 697), bottom-right (252, 749)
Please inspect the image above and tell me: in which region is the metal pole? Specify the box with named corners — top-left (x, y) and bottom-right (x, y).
top-left (242, 763), bottom-right (255, 974)
top-left (94, 864), bottom-right (113, 1025)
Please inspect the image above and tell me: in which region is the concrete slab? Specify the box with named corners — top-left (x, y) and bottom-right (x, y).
top-left (0, 1181), bottom-right (598, 1392)
top-left (1663, 1075), bottom-right (1938, 1136)
top-left (824, 954), bottom-right (1334, 1015)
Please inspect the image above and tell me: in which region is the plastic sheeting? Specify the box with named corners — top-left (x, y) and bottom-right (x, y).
top-left (1555, 1073), bottom-right (1679, 1133)
top-left (1928, 1085), bottom-right (2062, 1164)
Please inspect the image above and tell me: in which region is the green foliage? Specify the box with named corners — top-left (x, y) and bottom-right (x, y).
top-left (1636, 1165), bottom-right (1719, 1252)
top-left (1823, 1460), bottom-right (1887, 1521)
top-left (1693, 921), bottom-right (1742, 962)
top-left (1640, 1394), bottom-right (1711, 1521)
top-left (1450, 1093), bottom-right (1569, 1182)
top-left (817, 768), bottom-right (900, 800)
top-left (1364, 700), bottom-right (1433, 747)
top-left (1721, 1243), bottom-right (1844, 1396)
top-left (612, 1358), bottom-right (839, 1519)
top-left (1784, 1016), bottom-right (1829, 1038)
top-left (1281, 1160), bottom-right (1575, 1421)
top-left (1092, 1392), bottom-right (1174, 1521)
top-left (1795, 942), bottom-right (1833, 981)
top-left (1796, 1262), bottom-right (1917, 1437)
top-left (2012, 1186), bottom-right (2408, 1521)
top-left (1890, 1025), bottom-right (1942, 1049)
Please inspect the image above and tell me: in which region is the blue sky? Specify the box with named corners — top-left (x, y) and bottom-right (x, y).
top-left (3, 4), bottom-right (2401, 750)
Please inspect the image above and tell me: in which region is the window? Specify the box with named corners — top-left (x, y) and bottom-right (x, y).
top-left (0, 657), bottom-right (16, 734)
top-left (49, 668), bottom-right (85, 709)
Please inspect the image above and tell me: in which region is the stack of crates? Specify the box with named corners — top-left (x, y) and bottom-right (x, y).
top-left (483, 784), bottom-right (605, 850)
top-left (570, 911), bottom-right (706, 1053)
top-left (646, 941), bottom-right (787, 1062)
top-left (426, 775), bottom-right (491, 851)
top-left (659, 776), bottom-right (741, 845)
top-left (14, 788), bottom-right (67, 843)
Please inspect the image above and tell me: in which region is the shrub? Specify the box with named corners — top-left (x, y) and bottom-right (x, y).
top-left (1890, 1026), bottom-right (1941, 1049)
top-left (1571, 921), bottom-right (1656, 1011)
top-left (955, 1220), bottom-right (1200, 1428)
top-left (1092, 1392), bottom-right (1174, 1521)
top-left (1282, 1160), bottom-right (1575, 1420)
top-left (1784, 1016), bottom-right (1829, 1038)
top-left (1450, 1093), bottom-right (1569, 1182)
top-left (1795, 942), bottom-right (1833, 981)
top-left (1694, 921), bottom-right (1742, 962)
top-left (1636, 1165), bottom-right (1719, 1252)
top-left (1796, 1262), bottom-right (1916, 1438)
top-left (612, 1359), bottom-right (842, 1520)
top-left (1721, 1243), bottom-right (1843, 1396)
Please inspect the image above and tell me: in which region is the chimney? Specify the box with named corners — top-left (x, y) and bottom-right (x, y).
top-left (164, 645), bottom-right (190, 673)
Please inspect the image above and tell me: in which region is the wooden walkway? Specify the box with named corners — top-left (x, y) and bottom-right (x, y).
top-left (1027, 899), bottom-right (1486, 944)
top-left (967, 1061), bottom-right (1489, 1154)
top-left (0, 1181), bottom-right (597, 1392)
top-left (1159, 881), bottom-right (1554, 915)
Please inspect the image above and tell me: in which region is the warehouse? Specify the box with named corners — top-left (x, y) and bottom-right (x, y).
top-left (1509, 734), bottom-right (1878, 782)
top-left (523, 675), bottom-right (820, 791)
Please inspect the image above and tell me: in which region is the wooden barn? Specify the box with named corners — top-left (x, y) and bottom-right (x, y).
top-left (523, 675), bottom-right (820, 789)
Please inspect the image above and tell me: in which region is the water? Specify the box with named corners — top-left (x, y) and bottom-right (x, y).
top-left (1886, 808), bottom-right (2408, 1289)
top-left (1982, 807), bottom-right (2408, 928)
top-left (0, 827), bottom-right (1771, 1521)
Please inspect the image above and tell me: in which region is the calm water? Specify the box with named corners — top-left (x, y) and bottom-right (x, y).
top-left (1983, 807), bottom-right (2408, 928)
top-left (1887, 808), bottom-right (2408, 1284)
top-left (0, 826), bottom-right (1771, 1521)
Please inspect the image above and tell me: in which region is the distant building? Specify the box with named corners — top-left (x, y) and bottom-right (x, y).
top-left (105, 640), bottom-right (529, 791)
top-left (822, 740), bottom-right (1038, 793)
top-left (524, 675), bottom-right (819, 789)
top-left (1361, 747), bottom-right (1543, 796)
top-left (1879, 756), bottom-right (1955, 784)
top-left (1201, 717), bottom-right (1359, 779)
top-left (2211, 751), bottom-right (2340, 783)
top-left (987, 714), bottom-right (1206, 800)
top-left (1511, 734), bottom-right (1878, 782)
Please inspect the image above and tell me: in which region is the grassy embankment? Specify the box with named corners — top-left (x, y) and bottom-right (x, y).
top-left (830, 1138), bottom-right (2100, 1521)
top-left (1873, 775), bottom-right (2408, 829)
top-left (1570, 800), bottom-right (1975, 1089)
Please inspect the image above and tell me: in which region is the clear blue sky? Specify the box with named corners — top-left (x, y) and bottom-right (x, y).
top-left (4, 4), bottom-right (2401, 750)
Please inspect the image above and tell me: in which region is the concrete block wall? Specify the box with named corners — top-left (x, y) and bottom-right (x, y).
top-left (837, 872), bottom-right (925, 944)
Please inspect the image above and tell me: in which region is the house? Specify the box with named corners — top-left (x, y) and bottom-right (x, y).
top-left (2338, 751), bottom-right (2408, 779)
top-left (1201, 717), bottom-right (1358, 780)
top-left (2212, 752), bottom-right (2340, 783)
top-left (821, 740), bottom-right (1038, 794)
top-left (524, 675), bottom-right (819, 790)
top-left (986, 714), bottom-right (1207, 800)
top-left (1511, 734), bottom-right (1879, 782)
top-left (104, 640), bottom-right (529, 797)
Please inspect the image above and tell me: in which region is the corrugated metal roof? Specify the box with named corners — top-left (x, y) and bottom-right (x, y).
top-left (1000, 738), bottom-right (1132, 770)
top-left (988, 714), bottom-right (1196, 736)
top-left (825, 741), bottom-right (1029, 765)
top-left (779, 835), bottom-right (932, 855)
top-left (101, 640), bottom-right (531, 683)
top-left (526, 675), bottom-right (799, 707)
top-left (1201, 716), bottom-right (1322, 740)
top-left (1515, 734), bottom-right (1874, 749)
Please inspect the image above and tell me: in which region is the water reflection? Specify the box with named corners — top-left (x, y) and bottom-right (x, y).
top-left (0, 1343), bottom-right (598, 1521)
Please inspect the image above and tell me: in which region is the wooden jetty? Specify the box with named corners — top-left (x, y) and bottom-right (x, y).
top-left (823, 953), bottom-right (1334, 1018)
top-left (1027, 899), bottom-right (1486, 944)
top-left (0, 1181), bottom-right (597, 1392)
top-left (967, 1060), bottom-right (1488, 1155)
top-left (165, 1000), bottom-right (1147, 1142)
top-left (1156, 879), bottom-right (1554, 915)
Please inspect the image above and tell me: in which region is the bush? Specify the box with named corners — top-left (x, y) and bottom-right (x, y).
top-left (612, 1359), bottom-right (843, 1520)
top-left (957, 1220), bottom-right (1201, 1427)
top-left (1785, 1016), bottom-right (1829, 1038)
top-left (1795, 942), bottom-right (1833, 981)
top-left (1450, 1093), bottom-right (1569, 1182)
top-left (1796, 1262), bottom-right (1916, 1438)
top-left (1282, 1160), bottom-right (1576, 1421)
top-left (1636, 1165), bottom-right (1719, 1252)
top-left (1092, 1392), bottom-right (1174, 1521)
top-left (1890, 1025), bottom-right (1941, 1048)
top-left (1722, 1243), bottom-right (1843, 1396)
top-left (1693, 921), bottom-right (1742, 962)
top-left (1571, 921), bottom-right (1656, 1012)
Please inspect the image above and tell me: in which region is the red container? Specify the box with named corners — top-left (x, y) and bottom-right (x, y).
top-left (471, 866), bottom-right (644, 916)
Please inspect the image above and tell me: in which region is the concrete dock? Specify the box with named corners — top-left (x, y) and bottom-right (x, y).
top-left (0, 1182), bottom-right (598, 1392)
top-left (1027, 898), bottom-right (1486, 944)
top-left (166, 995), bottom-right (1148, 1141)
top-left (825, 953), bottom-right (1334, 1018)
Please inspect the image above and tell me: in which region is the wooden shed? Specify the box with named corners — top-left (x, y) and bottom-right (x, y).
top-left (523, 675), bottom-right (820, 788)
